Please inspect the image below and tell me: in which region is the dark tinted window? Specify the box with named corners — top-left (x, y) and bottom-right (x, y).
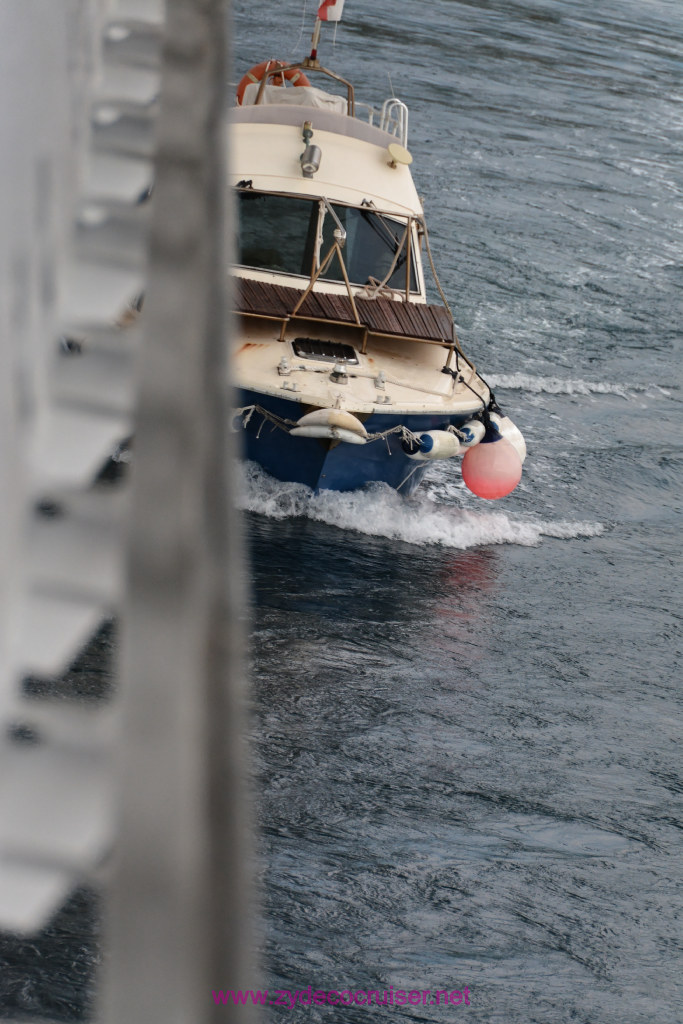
top-left (236, 191), bottom-right (416, 291)
top-left (321, 204), bottom-right (417, 291)
top-left (237, 191), bottom-right (318, 276)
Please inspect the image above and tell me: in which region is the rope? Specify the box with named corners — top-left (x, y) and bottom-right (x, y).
top-left (356, 222), bottom-right (410, 301)
top-left (291, 0), bottom-right (309, 57)
top-left (234, 404), bottom-right (468, 446)
top-left (358, 277), bottom-right (404, 301)
top-left (454, 372), bottom-right (488, 412)
top-left (419, 217), bottom-right (474, 370)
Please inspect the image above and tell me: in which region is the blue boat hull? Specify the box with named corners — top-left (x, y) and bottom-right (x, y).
top-left (236, 389), bottom-right (476, 495)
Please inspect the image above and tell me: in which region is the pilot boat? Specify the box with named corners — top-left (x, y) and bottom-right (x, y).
top-left (231, 5), bottom-right (526, 499)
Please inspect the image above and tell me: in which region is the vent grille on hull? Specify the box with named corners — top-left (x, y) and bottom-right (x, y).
top-left (292, 338), bottom-right (359, 364)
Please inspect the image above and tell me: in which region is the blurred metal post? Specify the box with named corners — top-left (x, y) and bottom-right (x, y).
top-left (101, 1), bottom-right (253, 1022)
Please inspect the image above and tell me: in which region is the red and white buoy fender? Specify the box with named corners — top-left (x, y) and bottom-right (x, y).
top-left (461, 417), bottom-right (524, 499)
top-left (488, 412), bottom-right (526, 463)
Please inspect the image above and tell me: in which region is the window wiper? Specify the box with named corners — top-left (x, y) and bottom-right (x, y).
top-left (361, 207), bottom-right (403, 250)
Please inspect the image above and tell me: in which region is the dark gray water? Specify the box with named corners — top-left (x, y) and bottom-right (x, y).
top-left (238, 1), bottom-right (682, 1021)
top-left (2, 1), bottom-right (681, 1021)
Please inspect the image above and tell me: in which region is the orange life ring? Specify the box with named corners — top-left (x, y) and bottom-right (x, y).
top-left (236, 60), bottom-right (311, 106)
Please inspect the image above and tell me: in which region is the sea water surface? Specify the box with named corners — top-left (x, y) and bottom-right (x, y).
top-left (237, 1), bottom-right (682, 1021)
top-left (1, 1), bottom-right (681, 1022)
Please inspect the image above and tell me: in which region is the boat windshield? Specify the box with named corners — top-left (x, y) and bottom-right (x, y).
top-left (236, 190), bottom-right (417, 291)
top-left (237, 192), bottom-right (319, 276)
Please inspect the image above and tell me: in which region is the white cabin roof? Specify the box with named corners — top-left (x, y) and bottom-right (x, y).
top-left (230, 104), bottom-right (423, 217)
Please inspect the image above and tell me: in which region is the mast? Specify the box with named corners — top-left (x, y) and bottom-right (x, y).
top-left (309, 1), bottom-right (346, 63)
top-left (310, 18), bottom-right (322, 62)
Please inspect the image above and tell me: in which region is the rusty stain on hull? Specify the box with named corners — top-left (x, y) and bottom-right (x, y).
top-left (236, 341), bottom-right (267, 354)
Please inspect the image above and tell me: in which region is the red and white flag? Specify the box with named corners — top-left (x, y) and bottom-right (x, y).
top-left (318, 0), bottom-right (345, 21)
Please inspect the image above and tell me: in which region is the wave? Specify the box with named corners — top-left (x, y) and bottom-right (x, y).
top-left (487, 372), bottom-right (672, 398)
top-left (236, 463), bottom-right (603, 550)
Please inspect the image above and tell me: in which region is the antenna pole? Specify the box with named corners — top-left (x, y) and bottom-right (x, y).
top-left (310, 17), bottom-right (322, 61)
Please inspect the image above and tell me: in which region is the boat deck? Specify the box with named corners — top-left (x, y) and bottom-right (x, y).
top-left (234, 278), bottom-right (455, 346)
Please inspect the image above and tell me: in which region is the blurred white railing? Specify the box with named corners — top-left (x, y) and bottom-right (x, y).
top-left (0, 0), bottom-right (161, 937)
top-left (1, 5), bottom-right (253, 1020)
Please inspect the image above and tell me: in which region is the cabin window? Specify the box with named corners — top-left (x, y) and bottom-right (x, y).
top-left (237, 191), bottom-right (318, 276)
top-left (236, 190), bottom-right (417, 291)
top-left (320, 204), bottom-right (417, 292)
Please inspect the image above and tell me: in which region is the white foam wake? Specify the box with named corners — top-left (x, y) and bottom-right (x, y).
top-left (488, 372), bottom-right (671, 398)
top-left (236, 463), bottom-right (603, 550)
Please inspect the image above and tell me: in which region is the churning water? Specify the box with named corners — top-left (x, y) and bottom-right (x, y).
top-left (2, 1), bottom-right (681, 1022)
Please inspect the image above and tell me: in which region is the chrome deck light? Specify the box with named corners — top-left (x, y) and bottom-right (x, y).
top-left (300, 120), bottom-right (321, 177)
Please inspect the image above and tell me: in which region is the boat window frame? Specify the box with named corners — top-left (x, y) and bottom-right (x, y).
top-left (234, 186), bottom-right (423, 299)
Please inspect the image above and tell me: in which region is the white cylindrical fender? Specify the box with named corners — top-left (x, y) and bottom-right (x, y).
top-left (406, 430), bottom-right (461, 461)
top-left (489, 412), bottom-right (526, 463)
top-left (458, 419), bottom-right (486, 449)
top-left (290, 425), bottom-right (366, 445)
top-left (294, 407), bottom-right (368, 437)
top-left (331, 427), bottom-right (367, 445)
